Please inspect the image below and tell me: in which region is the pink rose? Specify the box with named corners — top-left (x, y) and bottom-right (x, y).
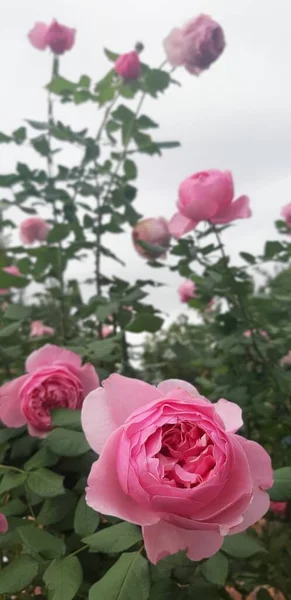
top-left (132, 218), bottom-right (171, 259)
top-left (0, 513), bottom-right (8, 534)
top-left (28, 20), bottom-right (76, 55)
top-left (169, 170), bottom-right (251, 238)
top-left (178, 279), bottom-right (196, 303)
top-left (101, 325), bottom-right (113, 339)
top-left (244, 329), bottom-right (269, 340)
top-left (82, 375), bottom-right (273, 564)
top-left (270, 501), bottom-right (287, 518)
top-left (280, 351), bottom-right (291, 366)
top-left (0, 266), bottom-right (21, 296)
top-left (115, 51), bottom-right (141, 80)
top-left (281, 203), bottom-right (291, 227)
top-left (0, 344), bottom-right (99, 438)
top-left (164, 14), bottom-right (225, 75)
top-left (30, 321), bottom-right (55, 338)
top-left (20, 217), bottom-right (50, 246)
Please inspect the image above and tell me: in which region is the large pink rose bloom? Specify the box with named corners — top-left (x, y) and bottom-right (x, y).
top-left (28, 20), bottom-right (76, 55)
top-left (82, 375), bottom-right (273, 564)
top-left (20, 217), bottom-right (50, 246)
top-left (0, 345), bottom-right (99, 438)
top-left (164, 14), bottom-right (225, 76)
top-left (169, 170), bottom-right (251, 238)
top-left (132, 218), bottom-right (171, 259)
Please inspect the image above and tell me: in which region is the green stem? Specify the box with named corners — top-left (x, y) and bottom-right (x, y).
top-left (0, 464), bottom-right (24, 474)
top-left (68, 544), bottom-right (89, 558)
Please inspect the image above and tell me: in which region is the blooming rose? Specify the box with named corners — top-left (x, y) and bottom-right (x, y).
top-left (281, 203), bottom-right (291, 227)
top-left (82, 375), bottom-right (273, 564)
top-left (30, 321), bottom-right (55, 338)
top-left (164, 14), bottom-right (225, 75)
top-left (0, 513), bottom-right (8, 534)
top-left (28, 20), bottom-right (76, 55)
top-left (0, 344), bottom-right (99, 438)
top-left (132, 218), bottom-right (171, 259)
top-left (178, 280), bottom-right (196, 303)
top-left (0, 266), bottom-right (21, 296)
top-left (280, 351), bottom-right (291, 366)
top-left (20, 217), bottom-right (50, 245)
top-left (244, 329), bottom-right (269, 340)
top-left (115, 51), bottom-right (141, 80)
top-left (270, 501), bottom-right (287, 518)
top-left (169, 170), bottom-right (251, 238)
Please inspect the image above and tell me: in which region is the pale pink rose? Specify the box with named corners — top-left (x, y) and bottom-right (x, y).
top-left (101, 325), bottom-right (113, 338)
top-left (281, 203), bottom-right (291, 227)
top-left (0, 344), bottom-right (99, 438)
top-left (115, 51), bottom-right (141, 80)
top-left (0, 266), bottom-right (21, 296)
top-left (0, 513), bottom-right (8, 534)
top-left (82, 375), bottom-right (273, 564)
top-left (30, 321), bottom-right (55, 338)
top-left (244, 329), bottom-right (269, 340)
top-left (164, 14), bottom-right (225, 75)
top-left (280, 351), bottom-right (291, 366)
top-left (34, 587), bottom-right (42, 596)
top-left (178, 279), bottom-right (196, 303)
top-left (28, 20), bottom-right (76, 55)
top-left (168, 170), bottom-right (251, 238)
top-left (20, 217), bottom-right (50, 245)
top-left (270, 501), bottom-right (288, 518)
top-left (132, 218), bottom-right (171, 259)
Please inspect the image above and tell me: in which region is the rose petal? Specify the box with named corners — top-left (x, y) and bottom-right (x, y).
top-left (215, 399), bottom-right (243, 433)
top-left (158, 379), bottom-right (200, 396)
top-left (168, 212), bottom-right (197, 238)
top-left (28, 22), bottom-right (49, 50)
top-left (228, 488), bottom-right (270, 535)
top-left (163, 28), bottom-right (185, 67)
top-left (78, 364), bottom-right (99, 397)
top-left (0, 375), bottom-right (28, 428)
top-left (236, 437), bottom-right (273, 490)
top-left (211, 195), bottom-right (251, 224)
top-left (26, 344), bottom-right (81, 373)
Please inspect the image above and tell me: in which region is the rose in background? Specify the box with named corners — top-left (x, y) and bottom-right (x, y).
top-left (30, 321), bottom-right (55, 338)
top-left (20, 217), bottom-right (50, 246)
top-left (281, 203), bottom-right (291, 227)
top-left (132, 217), bottom-right (171, 259)
top-left (164, 14), bottom-right (225, 75)
top-left (169, 170), bottom-right (251, 238)
top-left (244, 329), bottom-right (269, 340)
top-left (0, 345), bottom-right (99, 437)
top-left (178, 279), bottom-right (196, 303)
top-left (280, 350), bottom-right (291, 366)
top-left (28, 19), bottom-right (76, 55)
top-left (115, 51), bottom-right (141, 80)
top-left (0, 513), bottom-right (8, 534)
top-left (0, 265), bottom-right (21, 295)
top-left (82, 375), bottom-right (273, 564)
top-left (270, 501), bottom-right (288, 518)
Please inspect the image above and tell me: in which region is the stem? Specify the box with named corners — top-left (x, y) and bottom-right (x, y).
top-left (68, 544), bottom-right (89, 558)
top-left (0, 464), bottom-right (24, 474)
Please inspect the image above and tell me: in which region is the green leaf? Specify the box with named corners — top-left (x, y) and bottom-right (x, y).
top-left (96, 301), bottom-right (119, 322)
top-left (127, 313), bottom-right (163, 333)
top-left (0, 498), bottom-right (26, 516)
top-left (88, 337), bottom-right (118, 359)
top-left (45, 428), bottom-right (90, 457)
top-left (18, 524), bottom-right (66, 559)
top-left (31, 135), bottom-right (50, 156)
top-left (89, 551), bottom-right (150, 600)
top-left (47, 223), bottom-right (71, 243)
top-left (0, 471), bottom-right (27, 494)
top-left (27, 468), bottom-right (65, 498)
top-left (4, 303), bottom-right (31, 320)
top-left (51, 408), bottom-right (82, 431)
top-left (0, 269), bottom-right (28, 288)
top-left (156, 141), bottom-right (180, 150)
top-left (27, 119), bottom-right (48, 130)
top-left (84, 522), bottom-right (142, 553)
top-left (264, 240), bottom-right (285, 259)
top-left (104, 48), bottom-right (119, 61)
top-left (269, 466), bottom-right (291, 501)
top-left (136, 115), bottom-right (159, 130)
top-left (47, 75), bottom-right (76, 95)
top-left (149, 581), bottom-right (182, 600)
top-left (13, 126), bottom-right (27, 144)
top-left (43, 556), bottom-right (83, 600)
top-left (240, 251), bottom-right (256, 265)
top-left (124, 159), bottom-right (137, 180)
top-left (24, 447), bottom-right (58, 471)
top-left (0, 131), bottom-right (11, 143)
top-left (78, 74), bottom-right (91, 88)
top-left (0, 321), bottom-right (22, 338)
top-left (201, 552), bottom-right (228, 586)
top-left (38, 491), bottom-right (77, 526)
top-left (74, 495), bottom-right (100, 537)
top-left (144, 69), bottom-right (170, 97)
top-left (0, 555), bottom-right (38, 594)
top-left (222, 533), bottom-right (267, 558)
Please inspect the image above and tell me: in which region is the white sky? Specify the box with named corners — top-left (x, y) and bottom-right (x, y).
top-left (1, 0), bottom-right (290, 323)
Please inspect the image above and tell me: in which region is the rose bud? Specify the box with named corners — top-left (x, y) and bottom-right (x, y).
top-left (132, 218), bottom-right (171, 259)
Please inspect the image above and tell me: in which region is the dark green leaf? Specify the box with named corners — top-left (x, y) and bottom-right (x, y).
top-left (240, 251), bottom-right (256, 265)
top-left (83, 522), bottom-right (142, 553)
top-left (31, 135), bottom-right (50, 156)
top-left (0, 498), bottom-right (26, 516)
top-left (43, 556), bottom-right (83, 600)
top-left (47, 223), bottom-right (71, 243)
top-left (18, 524), bottom-right (66, 559)
top-left (51, 408), bottom-right (81, 431)
top-left (124, 159), bottom-right (137, 180)
top-left (74, 495), bottom-right (100, 537)
top-left (222, 533), bottom-right (266, 558)
top-left (0, 555), bottom-right (38, 594)
top-left (201, 552), bottom-right (228, 586)
top-left (0, 321), bottom-right (22, 338)
top-left (24, 447), bottom-right (58, 471)
top-left (4, 303), bottom-right (31, 320)
top-left (45, 428), bottom-right (90, 457)
top-left (144, 69), bottom-right (170, 96)
top-left (38, 491), bottom-right (77, 526)
top-left (27, 120), bottom-right (48, 130)
top-left (0, 471), bottom-right (27, 494)
top-left (47, 75), bottom-right (76, 95)
top-left (104, 48), bottom-right (119, 61)
top-left (27, 468), bottom-right (65, 497)
top-left (269, 466), bottom-right (291, 501)
top-left (89, 551), bottom-right (150, 600)
top-left (127, 313), bottom-right (163, 333)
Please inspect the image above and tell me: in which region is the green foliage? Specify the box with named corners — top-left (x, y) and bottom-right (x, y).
top-left (89, 552), bottom-right (150, 600)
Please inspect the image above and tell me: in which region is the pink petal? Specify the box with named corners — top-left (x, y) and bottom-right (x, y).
top-left (163, 28), bottom-right (185, 67)
top-left (26, 344), bottom-right (81, 373)
top-left (215, 399), bottom-right (243, 433)
top-left (86, 428), bottom-right (159, 526)
top-left (28, 22), bottom-right (49, 50)
top-left (0, 375), bottom-right (28, 428)
top-left (0, 513), bottom-right (8, 534)
top-left (236, 437), bottom-right (273, 490)
top-left (228, 488), bottom-right (270, 535)
top-left (158, 379), bottom-right (200, 396)
top-left (211, 195), bottom-right (251, 224)
top-left (78, 364), bottom-right (99, 397)
top-left (143, 520), bottom-right (223, 564)
top-left (168, 212), bottom-right (197, 238)
top-left (64, 27), bottom-right (76, 51)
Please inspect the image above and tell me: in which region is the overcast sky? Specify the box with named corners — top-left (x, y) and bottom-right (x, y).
top-left (1, 0), bottom-right (290, 323)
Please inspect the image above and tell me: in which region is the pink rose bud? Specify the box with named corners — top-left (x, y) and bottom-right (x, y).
top-left (178, 279), bottom-right (196, 303)
top-left (20, 217), bottom-right (50, 245)
top-left (168, 170), bottom-right (251, 238)
top-left (0, 512), bottom-right (8, 534)
top-left (280, 350), bottom-right (291, 366)
top-left (30, 321), bottom-right (55, 338)
top-left (164, 14), bottom-right (225, 75)
top-left (244, 329), bottom-right (269, 340)
top-left (0, 344), bottom-right (99, 438)
top-left (101, 325), bottom-right (113, 339)
top-left (270, 501), bottom-right (288, 518)
top-left (114, 51), bottom-right (141, 80)
top-left (281, 203), bottom-right (291, 227)
top-left (28, 19), bottom-right (76, 55)
top-left (82, 374), bottom-right (273, 564)
top-left (132, 218), bottom-right (171, 259)
top-left (0, 266), bottom-right (21, 296)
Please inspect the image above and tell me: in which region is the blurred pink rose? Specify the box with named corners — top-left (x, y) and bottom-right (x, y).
top-left (101, 325), bottom-right (113, 338)
top-left (34, 587), bottom-right (42, 596)
top-left (0, 513), bottom-right (8, 534)
top-left (82, 375), bottom-right (273, 564)
top-left (30, 321), bottom-right (55, 338)
top-left (281, 203), bottom-right (291, 227)
top-left (280, 350), bottom-right (291, 366)
top-left (244, 329), bottom-right (269, 340)
top-left (270, 501), bottom-right (287, 518)
top-left (0, 266), bottom-right (21, 295)
top-left (0, 344), bottom-right (99, 438)
top-left (115, 51), bottom-right (141, 80)
top-left (132, 218), bottom-right (171, 259)
top-left (178, 279), bottom-right (196, 303)
top-left (20, 217), bottom-right (50, 245)
top-left (28, 19), bottom-right (76, 55)
top-left (169, 170), bottom-right (251, 238)
top-left (164, 14), bottom-right (225, 75)
top-left (206, 298), bottom-right (215, 312)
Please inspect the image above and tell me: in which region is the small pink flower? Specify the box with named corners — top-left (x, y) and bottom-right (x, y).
top-left (20, 217), bottom-right (50, 245)
top-left (178, 279), bottom-right (196, 303)
top-left (34, 587), bottom-right (42, 596)
top-left (281, 203), bottom-right (291, 227)
top-left (0, 266), bottom-right (21, 296)
top-left (101, 325), bottom-right (113, 339)
top-left (82, 374), bottom-right (273, 564)
top-left (270, 501), bottom-right (287, 518)
top-left (168, 170), bottom-right (251, 238)
top-left (164, 14), bottom-right (225, 75)
top-left (0, 513), bottom-right (8, 534)
top-left (115, 51), bottom-right (141, 80)
top-left (244, 329), bottom-right (269, 340)
top-left (206, 298), bottom-right (215, 312)
top-left (132, 218), bottom-right (171, 259)
top-left (0, 344), bottom-right (99, 438)
top-left (280, 351), bottom-right (291, 366)
top-left (28, 20), bottom-right (76, 55)
top-left (30, 321), bottom-right (55, 338)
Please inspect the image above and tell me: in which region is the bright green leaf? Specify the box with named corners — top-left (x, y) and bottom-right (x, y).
top-left (83, 522), bottom-right (142, 553)
top-left (45, 428), bottom-right (90, 457)
top-left (89, 551), bottom-right (150, 600)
